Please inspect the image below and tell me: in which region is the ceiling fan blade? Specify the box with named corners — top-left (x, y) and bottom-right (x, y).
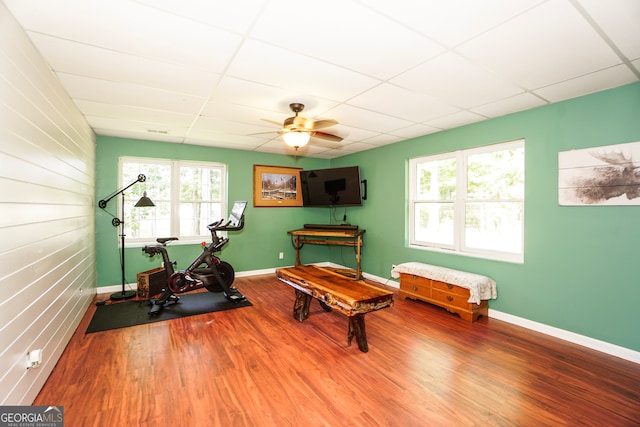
top-left (311, 131), bottom-right (343, 142)
top-left (310, 119), bottom-right (338, 130)
top-left (261, 119), bottom-right (283, 127)
top-left (248, 131), bottom-right (278, 136)
top-left (292, 116), bottom-right (313, 130)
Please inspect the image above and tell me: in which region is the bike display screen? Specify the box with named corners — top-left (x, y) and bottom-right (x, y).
top-left (228, 201), bottom-right (247, 227)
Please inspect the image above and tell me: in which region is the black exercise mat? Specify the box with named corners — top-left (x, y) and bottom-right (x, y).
top-left (86, 292), bottom-right (252, 333)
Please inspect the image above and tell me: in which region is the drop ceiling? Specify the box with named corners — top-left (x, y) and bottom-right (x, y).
top-left (5, 0), bottom-right (639, 159)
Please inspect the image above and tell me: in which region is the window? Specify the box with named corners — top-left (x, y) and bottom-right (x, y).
top-left (409, 140), bottom-right (524, 262)
top-left (120, 157), bottom-right (226, 245)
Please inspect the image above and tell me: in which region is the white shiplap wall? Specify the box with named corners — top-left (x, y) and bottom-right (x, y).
top-left (0, 3), bottom-right (96, 404)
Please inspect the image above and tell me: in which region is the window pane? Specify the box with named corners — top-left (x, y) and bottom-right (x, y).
top-left (127, 200), bottom-right (171, 238)
top-left (467, 147), bottom-right (524, 200)
top-left (414, 202), bottom-right (454, 246)
top-left (122, 163), bottom-right (171, 239)
top-left (180, 167), bottom-right (222, 201)
top-left (416, 158), bottom-right (456, 200)
top-left (179, 166), bottom-right (224, 236)
top-left (465, 202), bottom-right (523, 253)
top-left (179, 202), bottom-right (223, 236)
top-left (122, 163), bottom-right (171, 200)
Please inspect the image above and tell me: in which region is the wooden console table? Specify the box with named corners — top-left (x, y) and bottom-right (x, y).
top-left (288, 227), bottom-right (365, 279)
top-left (276, 265), bottom-right (393, 352)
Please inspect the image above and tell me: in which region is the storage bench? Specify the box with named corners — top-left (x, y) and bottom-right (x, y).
top-left (391, 262), bottom-right (496, 322)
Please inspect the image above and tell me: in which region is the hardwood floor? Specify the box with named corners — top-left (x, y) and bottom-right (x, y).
top-left (35, 274), bottom-right (640, 426)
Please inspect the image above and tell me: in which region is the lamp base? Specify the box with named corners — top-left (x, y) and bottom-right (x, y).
top-left (110, 290), bottom-right (137, 301)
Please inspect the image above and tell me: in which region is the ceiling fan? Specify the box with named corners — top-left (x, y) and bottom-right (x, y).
top-left (263, 103), bottom-right (343, 150)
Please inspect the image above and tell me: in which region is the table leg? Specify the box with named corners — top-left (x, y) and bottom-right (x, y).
top-left (356, 234), bottom-right (362, 279)
top-left (347, 314), bottom-right (368, 353)
top-left (293, 290), bottom-right (311, 322)
top-left (294, 235), bottom-right (301, 266)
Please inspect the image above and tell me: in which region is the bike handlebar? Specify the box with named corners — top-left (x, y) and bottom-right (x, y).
top-left (207, 215), bottom-right (245, 232)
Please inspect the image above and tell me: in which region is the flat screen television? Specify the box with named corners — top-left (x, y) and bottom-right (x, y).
top-left (300, 166), bottom-right (364, 207)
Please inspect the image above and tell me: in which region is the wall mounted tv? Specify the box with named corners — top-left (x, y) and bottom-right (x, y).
top-left (300, 166), bottom-right (366, 207)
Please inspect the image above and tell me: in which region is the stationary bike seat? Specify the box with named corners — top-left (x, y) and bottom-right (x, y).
top-left (156, 237), bottom-right (179, 245)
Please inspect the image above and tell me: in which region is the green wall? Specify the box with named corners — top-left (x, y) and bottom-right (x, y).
top-left (96, 82), bottom-right (640, 352)
top-left (335, 82), bottom-right (640, 352)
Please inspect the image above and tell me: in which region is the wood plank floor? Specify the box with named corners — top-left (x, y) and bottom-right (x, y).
top-left (35, 274), bottom-right (640, 426)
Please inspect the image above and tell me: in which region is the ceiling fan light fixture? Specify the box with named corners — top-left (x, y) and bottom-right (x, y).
top-left (283, 131), bottom-right (310, 149)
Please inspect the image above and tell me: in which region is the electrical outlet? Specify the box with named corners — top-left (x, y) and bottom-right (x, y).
top-left (279, 252), bottom-right (284, 259)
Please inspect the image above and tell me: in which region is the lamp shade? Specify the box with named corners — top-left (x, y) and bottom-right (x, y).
top-left (282, 131), bottom-right (310, 149)
top-left (134, 191), bottom-right (155, 207)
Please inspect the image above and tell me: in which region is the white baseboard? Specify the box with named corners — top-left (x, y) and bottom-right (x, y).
top-left (97, 265), bottom-right (638, 364)
top-left (488, 309), bottom-right (640, 364)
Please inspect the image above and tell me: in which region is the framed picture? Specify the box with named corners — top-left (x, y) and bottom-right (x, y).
top-left (253, 165), bottom-right (303, 207)
top-left (559, 141), bottom-right (640, 206)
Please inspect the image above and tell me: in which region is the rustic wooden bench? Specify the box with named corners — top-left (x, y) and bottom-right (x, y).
top-left (275, 265), bottom-right (393, 352)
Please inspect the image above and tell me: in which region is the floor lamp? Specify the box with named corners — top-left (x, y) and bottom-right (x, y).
top-left (98, 173), bottom-right (155, 300)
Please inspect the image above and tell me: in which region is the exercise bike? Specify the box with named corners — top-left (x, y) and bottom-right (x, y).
top-left (142, 201), bottom-right (248, 316)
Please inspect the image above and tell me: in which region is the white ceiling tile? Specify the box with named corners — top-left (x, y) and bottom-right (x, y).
top-left (533, 64), bottom-right (639, 102)
top-left (457, 0), bottom-right (622, 89)
top-left (347, 84), bottom-right (460, 122)
top-left (226, 40), bottom-right (380, 102)
top-left (250, 0), bottom-right (444, 80)
top-left (209, 77), bottom-right (307, 113)
top-left (577, 0), bottom-right (640, 59)
top-left (85, 115), bottom-right (190, 138)
top-left (334, 142), bottom-right (379, 153)
top-left (326, 104), bottom-right (413, 133)
top-left (57, 73), bottom-right (207, 114)
top-left (135, 0), bottom-right (268, 34)
top-left (189, 115), bottom-right (278, 137)
top-left (471, 93), bottom-right (547, 118)
top-left (93, 128), bottom-right (185, 144)
top-left (362, 134), bottom-right (404, 146)
top-left (74, 100), bottom-right (196, 127)
top-left (27, 33), bottom-right (221, 95)
top-left (5, 0), bottom-right (242, 73)
top-left (391, 52), bottom-right (524, 108)
top-left (199, 102), bottom-right (276, 127)
top-left (390, 124), bottom-right (442, 139)
top-left (425, 111), bottom-right (486, 129)
top-left (184, 132), bottom-right (267, 149)
top-left (365, 0), bottom-right (545, 47)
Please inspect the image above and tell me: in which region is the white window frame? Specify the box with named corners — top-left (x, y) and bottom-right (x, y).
top-left (119, 157), bottom-right (227, 246)
top-left (409, 139), bottom-right (524, 263)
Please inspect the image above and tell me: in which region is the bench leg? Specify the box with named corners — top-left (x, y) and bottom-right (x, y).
top-left (293, 290), bottom-right (312, 322)
top-left (347, 314), bottom-right (368, 353)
